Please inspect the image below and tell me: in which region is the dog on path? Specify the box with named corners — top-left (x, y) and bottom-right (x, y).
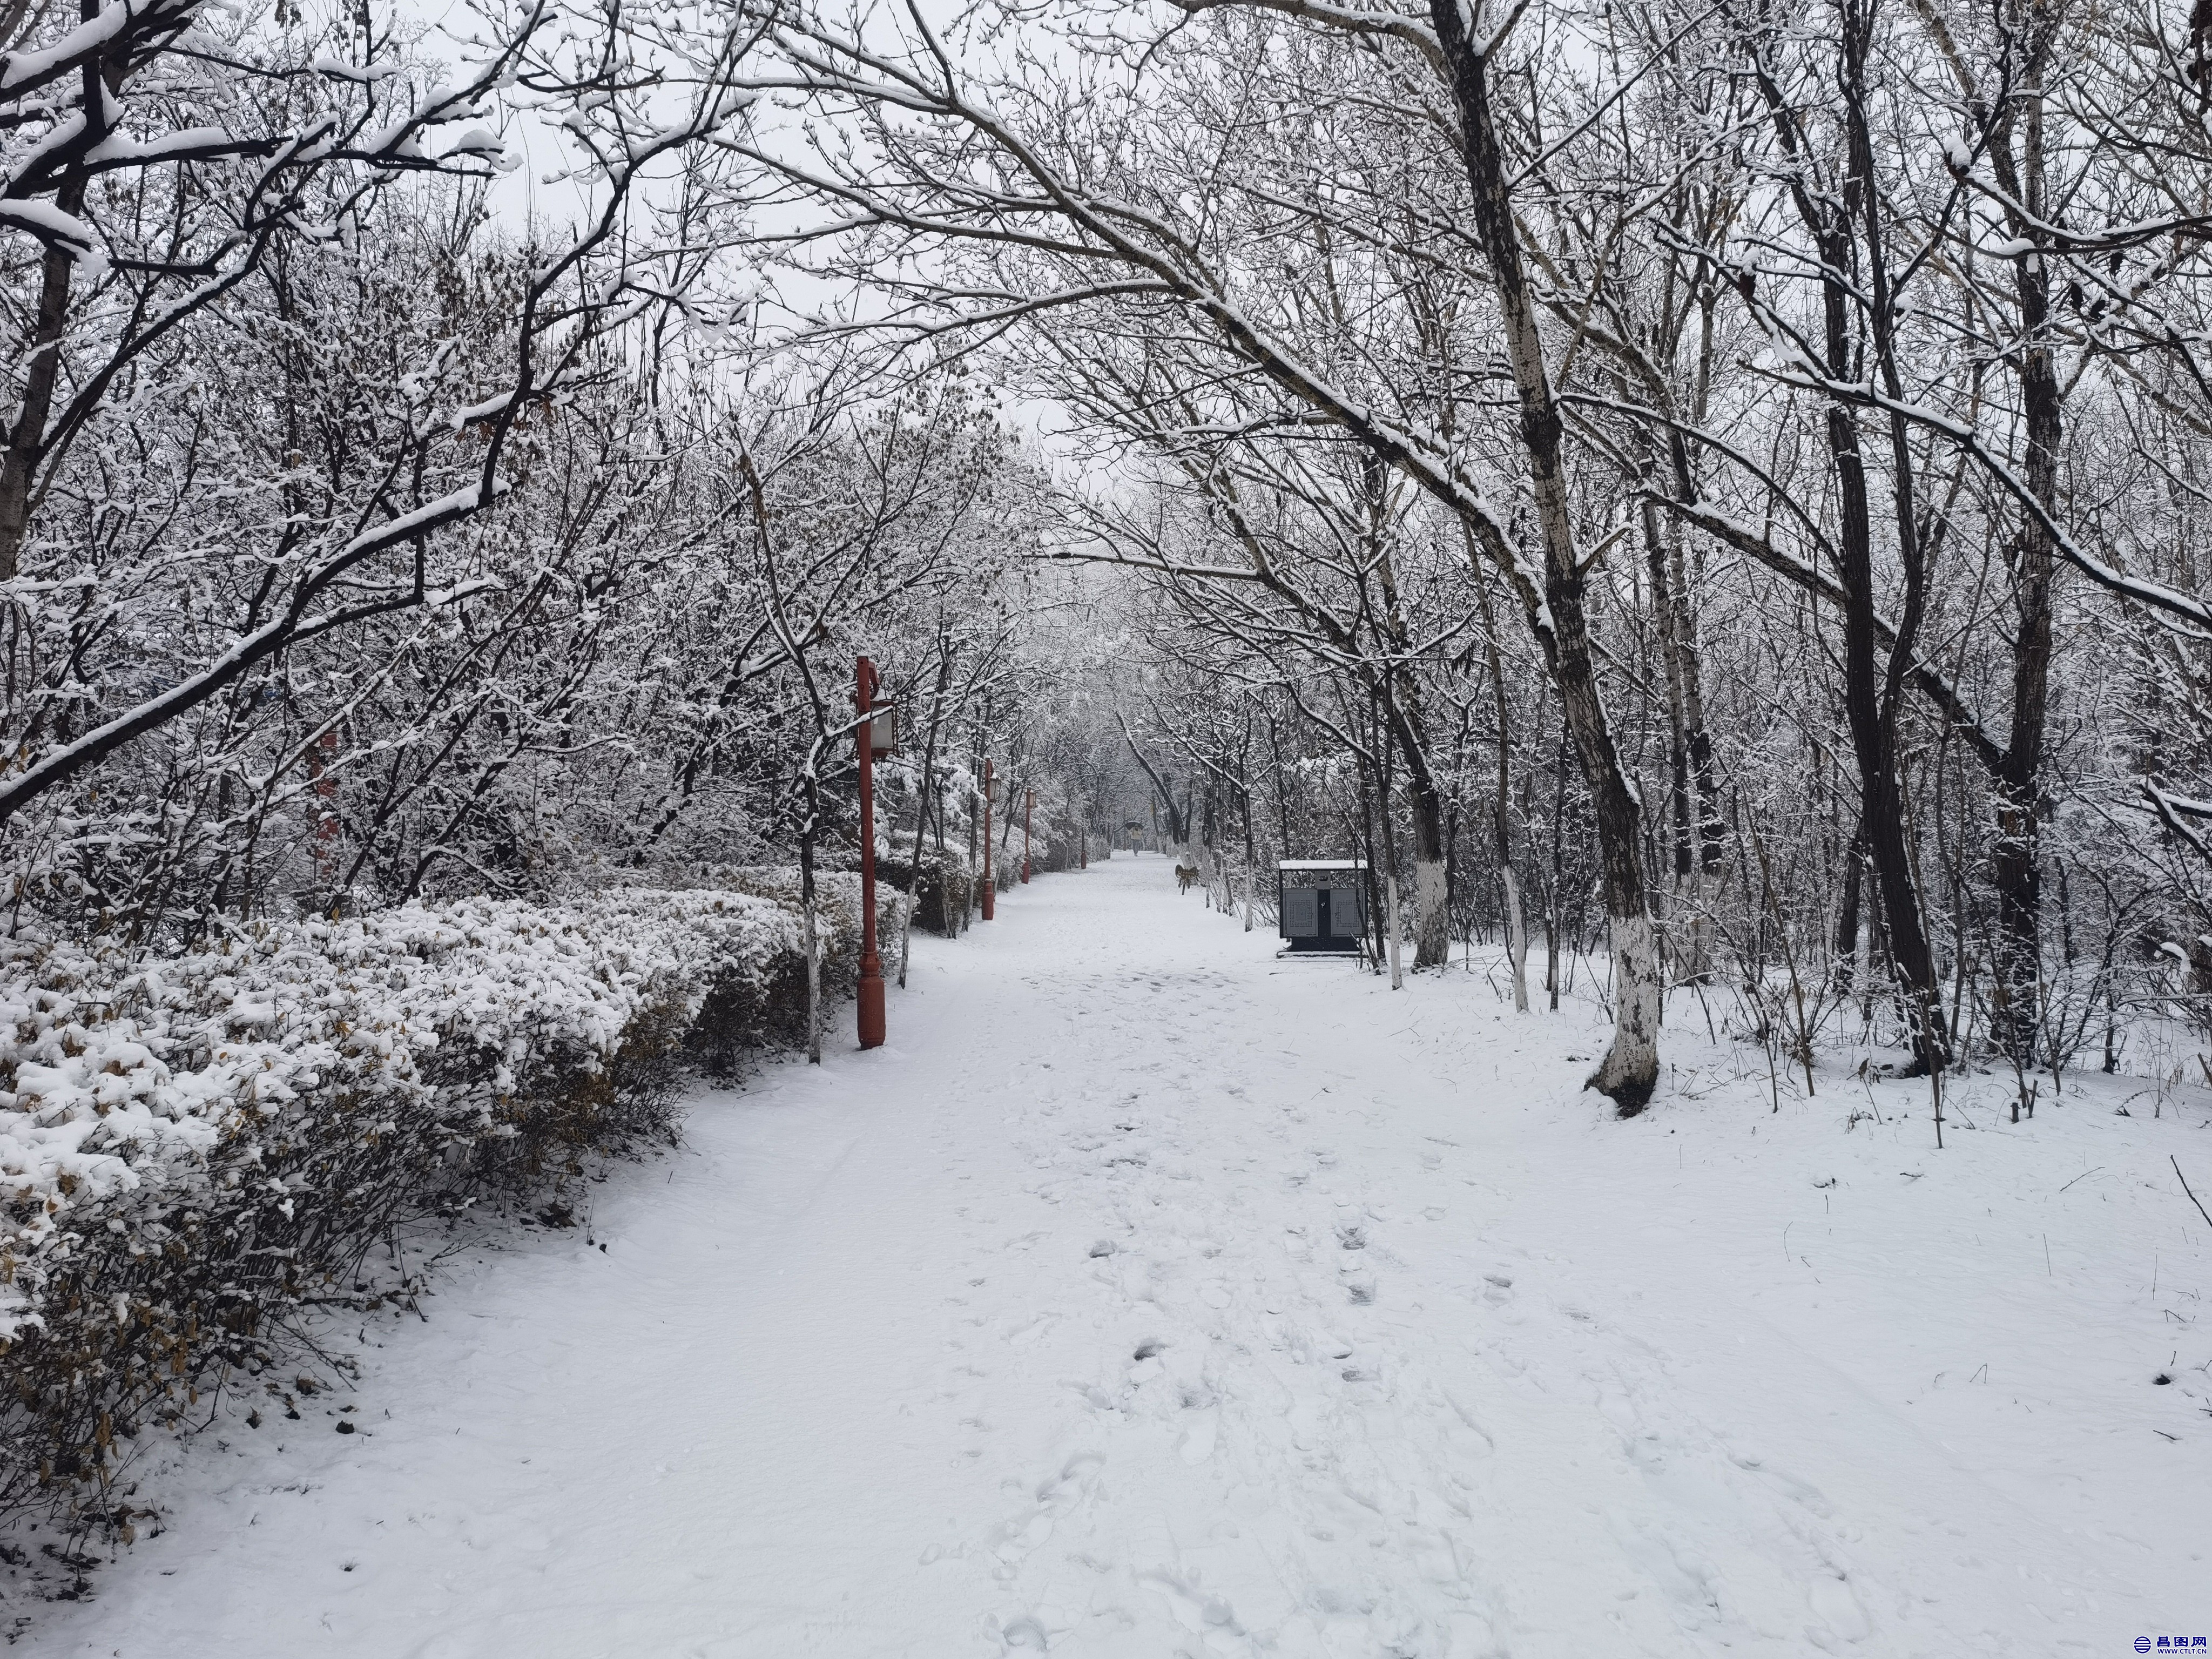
top-left (1175, 860), bottom-right (1198, 894)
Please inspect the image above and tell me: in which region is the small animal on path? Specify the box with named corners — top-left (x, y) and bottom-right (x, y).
top-left (1176, 861), bottom-right (1198, 894)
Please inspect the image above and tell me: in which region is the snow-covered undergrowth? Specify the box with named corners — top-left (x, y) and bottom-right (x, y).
top-left (0, 875), bottom-right (875, 1539)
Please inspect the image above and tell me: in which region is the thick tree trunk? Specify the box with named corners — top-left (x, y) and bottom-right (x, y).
top-left (1830, 404), bottom-right (1947, 1072)
top-left (1644, 498), bottom-right (1696, 881)
top-left (1678, 594), bottom-right (1727, 876)
top-left (1430, 4), bottom-right (1658, 1109)
top-left (1412, 846), bottom-right (1447, 968)
top-left (1991, 389), bottom-right (2055, 1069)
top-left (1502, 859), bottom-right (1531, 1011)
top-left (1834, 817), bottom-right (1867, 988)
top-left (0, 179), bottom-right (82, 583)
top-left (1359, 760), bottom-right (1387, 972)
top-left (1409, 786), bottom-right (1449, 968)
top-left (1474, 562), bottom-right (1530, 1010)
top-left (965, 761), bottom-right (980, 932)
top-left (1659, 433), bottom-right (1728, 875)
top-left (1548, 738), bottom-right (1566, 1013)
top-left (1839, 4), bottom-right (1950, 1074)
top-left (1378, 687), bottom-right (1449, 966)
top-left (1243, 792), bottom-right (1257, 932)
top-left (1387, 870), bottom-right (1404, 989)
top-left (1988, 48), bottom-right (2059, 1072)
top-left (1369, 468), bottom-right (1453, 970)
top-left (1742, 0), bottom-right (1947, 1073)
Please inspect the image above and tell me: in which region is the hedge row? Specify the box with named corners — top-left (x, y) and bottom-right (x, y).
top-left (0, 874), bottom-right (874, 1548)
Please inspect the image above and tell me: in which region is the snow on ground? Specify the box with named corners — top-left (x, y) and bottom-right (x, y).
top-left (23, 853), bottom-right (2212, 1657)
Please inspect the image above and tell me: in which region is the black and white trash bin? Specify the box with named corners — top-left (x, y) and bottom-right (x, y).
top-left (1277, 859), bottom-right (1368, 954)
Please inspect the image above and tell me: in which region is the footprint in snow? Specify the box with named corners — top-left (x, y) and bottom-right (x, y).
top-left (1805, 1570), bottom-right (1872, 1642)
top-left (1178, 1410), bottom-right (1219, 1464)
top-left (995, 1612), bottom-right (1052, 1650)
top-left (1138, 1566), bottom-right (1245, 1641)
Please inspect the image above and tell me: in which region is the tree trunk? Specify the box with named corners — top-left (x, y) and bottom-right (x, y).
top-left (1644, 497), bottom-right (1695, 882)
top-left (965, 759), bottom-right (981, 932)
top-left (1376, 669), bottom-right (1451, 967)
top-left (799, 818), bottom-right (823, 1065)
top-left (1475, 560), bottom-right (1530, 1010)
top-left (1429, 6), bottom-right (1659, 1108)
top-left (1834, 817), bottom-right (1867, 990)
top-left (1502, 860), bottom-right (1531, 1012)
top-left (1243, 791), bottom-right (1256, 933)
top-left (1836, 2), bottom-right (1950, 1073)
top-left (1367, 459), bottom-right (1453, 971)
top-left (1387, 869), bottom-right (1404, 989)
top-left (1548, 737), bottom-right (1566, 1013)
top-left (1410, 786), bottom-right (1449, 969)
top-left (1745, 0), bottom-right (1948, 1072)
top-left (903, 650), bottom-right (952, 973)
top-left (899, 786), bottom-right (926, 982)
top-left (1830, 400), bottom-right (1947, 1072)
top-left (0, 179), bottom-right (83, 583)
top-left (1676, 539), bottom-right (1728, 876)
top-left (1661, 421), bottom-right (1728, 876)
top-left (1359, 757), bottom-right (1387, 973)
top-left (1988, 41), bottom-right (2059, 1073)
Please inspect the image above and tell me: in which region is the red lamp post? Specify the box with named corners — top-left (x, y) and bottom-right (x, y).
top-left (855, 657), bottom-right (886, 1050)
top-left (980, 758), bottom-right (996, 921)
top-left (1022, 788), bottom-right (1033, 883)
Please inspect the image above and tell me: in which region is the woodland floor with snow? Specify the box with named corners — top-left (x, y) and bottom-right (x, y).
top-left (19, 853), bottom-right (2211, 1657)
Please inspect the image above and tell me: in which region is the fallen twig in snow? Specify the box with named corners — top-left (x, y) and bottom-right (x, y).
top-left (2175, 1157), bottom-right (2212, 1236)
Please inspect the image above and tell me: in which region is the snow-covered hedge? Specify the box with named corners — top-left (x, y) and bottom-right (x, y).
top-left (875, 843), bottom-right (983, 935)
top-left (0, 876), bottom-right (874, 1533)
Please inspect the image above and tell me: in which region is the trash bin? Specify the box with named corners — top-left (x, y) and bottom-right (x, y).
top-left (1277, 859), bottom-right (1367, 953)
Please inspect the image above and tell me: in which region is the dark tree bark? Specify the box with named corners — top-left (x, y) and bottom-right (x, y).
top-left (0, 180), bottom-right (81, 583)
top-left (1834, 816), bottom-right (1869, 987)
top-left (1979, 12), bottom-right (2060, 1070)
top-left (1745, 0), bottom-right (1950, 1071)
top-left (1428, 0), bottom-right (1661, 1108)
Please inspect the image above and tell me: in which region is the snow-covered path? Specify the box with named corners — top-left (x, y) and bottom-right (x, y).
top-left (35, 854), bottom-right (2209, 1656)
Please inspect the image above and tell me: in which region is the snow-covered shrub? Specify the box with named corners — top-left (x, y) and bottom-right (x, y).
top-left (874, 846), bottom-right (981, 936)
top-left (0, 878), bottom-right (873, 1533)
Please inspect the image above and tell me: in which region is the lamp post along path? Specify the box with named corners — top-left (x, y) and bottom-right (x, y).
top-left (855, 657), bottom-right (888, 1050)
